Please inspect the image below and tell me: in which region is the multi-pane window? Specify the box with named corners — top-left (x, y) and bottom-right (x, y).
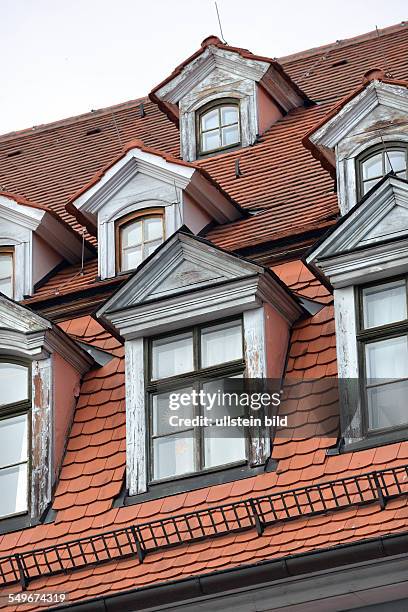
top-left (359, 278), bottom-right (408, 432)
top-left (0, 361), bottom-right (29, 518)
top-left (147, 319), bottom-right (247, 481)
top-left (0, 248), bottom-right (14, 298)
top-left (357, 144), bottom-right (408, 197)
top-left (198, 101), bottom-right (241, 155)
top-left (116, 212), bottom-right (164, 273)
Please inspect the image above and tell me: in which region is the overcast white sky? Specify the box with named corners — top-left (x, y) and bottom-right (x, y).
top-left (0, 0), bottom-right (407, 134)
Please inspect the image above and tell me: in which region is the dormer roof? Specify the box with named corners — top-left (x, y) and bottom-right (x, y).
top-left (149, 35), bottom-right (310, 123)
top-left (303, 77), bottom-right (408, 172)
top-left (66, 139), bottom-right (245, 234)
top-left (0, 192), bottom-right (93, 263)
top-left (97, 229), bottom-right (304, 339)
top-left (306, 173), bottom-right (408, 286)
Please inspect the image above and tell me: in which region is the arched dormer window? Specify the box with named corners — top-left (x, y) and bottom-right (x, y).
top-left (116, 209), bottom-right (164, 273)
top-left (197, 99), bottom-right (241, 156)
top-left (357, 143), bottom-right (408, 198)
top-left (0, 247), bottom-right (14, 298)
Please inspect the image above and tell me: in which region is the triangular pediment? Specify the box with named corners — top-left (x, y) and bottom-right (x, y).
top-left (0, 294), bottom-right (51, 334)
top-left (152, 45), bottom-right (269, 105)
top-left (70, 143), bottom-right (195, 218)
top-left (98, 231), bottom-right (263, 315)
top-left (308, 176), bottom-right (408, 262)
top-left (309, 80), bottom-right (408, 150)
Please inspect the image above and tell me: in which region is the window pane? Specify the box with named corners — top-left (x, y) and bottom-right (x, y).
top-left (144, 239), bottom-right (162, 259)
top-left (144, 217), bottom-right (162, 242)
top-left (122, 220), bottom-right (142, 248)
top-left (221, 125), bottom-right (240, 147)
top-left (362, 153), bottom-right (382, 180)
top-left (204, 428), bottom-right (246, 468)
top-left (363, 178), bottom-right (380, 194)
top-left (0, 464), bottom-right (27, 517)
top-left (0, 277), bottom-right (13, 298)
top-left (153, 433), bottom-right (194, 480)
top-left (201, 109), bottom-right (219, 131)
top-left (0, 254), bottom-right (12, 279)
top-left (202, 130), bottom-right (220, 152)
top-left (221, 106), bottom-right (238, 126)
top-left (201, 321), bottom-right (242, 368)
top-left (152, 332), bottom-right (194, 379)
top-left (362, 280), bottom-right (407, 329)
top-left (0, 414), bottom-right (27, 467)
top-left (122, 246), bottom-right (142, 271)
top-left (152, 387), bottom-right (193, 436)
top-left (202, 378), bottom-right (246, 468)
top-left (385, 150), bottom-right (406, 174)
top-left (0, 363), bottom-right (28, 406)
top-left (367, 380), bottom-right (408, 430)
top-left (365, 336), bottom-right (408, 380)
top-left (202, 378), bottom-right (243, 420)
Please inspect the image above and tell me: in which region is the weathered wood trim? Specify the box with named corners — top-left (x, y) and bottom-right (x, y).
top-left (243, 307), bottom-right (270, 465)
top-left (31, 357), bottom-right (52, 519)
top-left (334, 287), bottom-right (358, 380)
top-left (333, 287), bottom-right (363, 444)
top-left (125, 338), bottom-right (147, 495)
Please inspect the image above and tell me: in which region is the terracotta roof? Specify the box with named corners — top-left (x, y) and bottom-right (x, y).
top-left (1, 22), bottom-right (408, 609)
top-left (0, 24), bottom-right (407, 253)
top-left (66, 139), bottom-right (245, 234)
top-left (302, 76), bottom-right (408, 172)
top-left (3, 275), bottom-right (408, 608)
top-left (149, 34), bottom-right (309, 122)
top-left (0, 191), bottom-right (48, 211)
top-left (280, 22), bottom-right (408, 103)
top-left (0, 98), bottom-right (180, 238)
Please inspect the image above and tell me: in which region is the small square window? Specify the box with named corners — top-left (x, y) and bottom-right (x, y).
top-left (201, 320), bottom-right (243, 368)
top-left (362, 280), bottom-right (407, 329)
top-left (151, 332), bottom-right (194, 380)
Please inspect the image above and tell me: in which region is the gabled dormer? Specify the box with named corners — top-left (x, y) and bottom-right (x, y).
top-left (0, 295), bottom-right (94, 527)
top-left (304, 75), bottom-right (408, 214)
top-left (67, 140), bottom-right (244, 280)
top-left (307, 174), bottom-right (408, 450)
top-left (150, 36), bottom-right (308, 161)
top-left (0, 192), bottom-right (93, 300)
top-left (97, 230), bottom-right (304, 495)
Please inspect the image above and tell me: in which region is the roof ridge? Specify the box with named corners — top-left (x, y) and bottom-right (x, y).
top-left (0, 96), bottom-right (149, 143)
top-left (279, 20), bottom-right (408, 64)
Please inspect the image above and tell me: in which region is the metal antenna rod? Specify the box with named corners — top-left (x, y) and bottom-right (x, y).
top-left (375, 25), bottom-right (392, 77)
top-left (379, 131), bottom-right (395, 175)
top-left (80, 228), bottom-right (85, 276)
top-left (214, 1), bottom-right (227, 44)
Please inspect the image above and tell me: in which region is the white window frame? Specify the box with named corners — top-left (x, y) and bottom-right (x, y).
top-left (126, 307), bottom-right (269, 495)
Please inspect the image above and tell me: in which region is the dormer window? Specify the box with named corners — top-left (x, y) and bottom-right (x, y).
top-left (116, 210), bottom-right (164, 273)
top-left (0, 247), bottom-right (13, 298)
top-left (357, 143), bottom-right (408, 198)
top-left (198, 100), bottom-right (241, 156)
top-left (0, 360), bottom-right (29, 519)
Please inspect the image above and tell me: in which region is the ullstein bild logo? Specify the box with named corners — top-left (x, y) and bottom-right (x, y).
top-left (166, 385), bottom-right (288, 430)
